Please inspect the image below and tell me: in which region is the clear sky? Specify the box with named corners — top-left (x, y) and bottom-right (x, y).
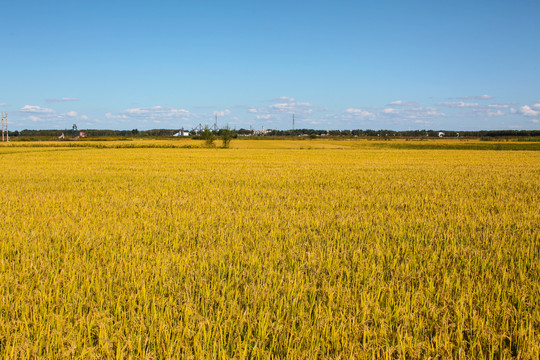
top-left (1, 0), bottom-right (539, 131)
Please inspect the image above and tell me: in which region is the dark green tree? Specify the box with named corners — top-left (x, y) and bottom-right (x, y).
top-left (221, 125), bottom-right (234, 148)
top-left (201, 125), bottom-right (216, 147)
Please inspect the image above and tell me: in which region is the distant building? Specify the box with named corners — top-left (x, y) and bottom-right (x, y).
top-left (438, 132), bottom-right (445, 137)
top-left (253, 126), bottom-right (271, 136)
top-left (173, 130), bottom-right (189, 137)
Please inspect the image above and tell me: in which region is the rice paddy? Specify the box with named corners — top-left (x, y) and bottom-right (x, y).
top-left (0, 139), bottom-right (538, 359)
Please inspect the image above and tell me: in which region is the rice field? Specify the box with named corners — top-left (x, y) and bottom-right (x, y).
top-left (0, 139), bottom-right (539, 359)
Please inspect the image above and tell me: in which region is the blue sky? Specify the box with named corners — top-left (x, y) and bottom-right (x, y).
top-left (1, 0), bottom-right (539, 131)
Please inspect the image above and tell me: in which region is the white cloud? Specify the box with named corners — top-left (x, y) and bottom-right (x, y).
top-left (0, 102), bottom-right (8, 107)
top-left (19, 105), bottom-right (88, 125)
top-left (46, 97), bottom-right (80, 103)
top-left (269, 96), bottom-right (295, 103)
top-left (268, 101), bottom-right (313, 113)
top-left (105, 112), bottom-right (129, 119)
top-left (109, 106), bottom-right (191, 120)
top-left (20, 105), bottom-right (55, 114)
top-left (487, 110), bottom-right (504, 117)
top-left (437, 101), bottom-right (479, 108)
top-left (520, 105), bottom-right (540, 117)
top-left (471, 107), bottom-right (506, 117)
top-left (270, 103), bottom-right (288, 110)
top-left (339, 105), bottom-right (444, 128)
top-left (456, 95), bottom-right (493, 100)
top-left (390, 100), bottom-right (418, 106)
top-left (487, 104), bottom-right (509, 109)
top-left (478, 95), bottom-right (493, 100)
top-left (379, 106), bottom-right (443, 120)
top-left (80, 115), bottom-right (89, 120)
top-left (532, 103), bottom-right (540, 110)
top-left (247, 98), bottom-right (314, 127)
top-left (531, 119), bottom-right (539, 123)
top-left (345, 108), bottom-right (375, 119)
top-left (213, 109), bottom-right (231, 117)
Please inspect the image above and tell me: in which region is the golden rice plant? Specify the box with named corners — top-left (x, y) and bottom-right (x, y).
top-left (0, 140), bottom-right (538, 359)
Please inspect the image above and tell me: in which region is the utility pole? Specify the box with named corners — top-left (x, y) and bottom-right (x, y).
top-left (292, 113), bottom-right (295, 131)
top-left (213, 114), bottom-right (219, 132)
top-left (1, 112), bottom-right (8, 142)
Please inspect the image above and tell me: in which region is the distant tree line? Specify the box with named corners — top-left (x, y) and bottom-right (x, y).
top-left (9, 128), bottom-right (172, 138)
top-left (7, 128), bottom-right (540, 139)
top-left (238, 129), bottom-right (540, 138)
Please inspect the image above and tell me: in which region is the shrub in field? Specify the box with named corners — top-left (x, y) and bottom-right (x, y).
top-left (221, 125), bottom-right (234, 148)
top-left (201, 125), bottom-right (216, 147)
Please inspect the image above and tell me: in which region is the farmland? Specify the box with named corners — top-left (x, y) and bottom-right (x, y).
top-left (0, 139), bottom-right (539, 359)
